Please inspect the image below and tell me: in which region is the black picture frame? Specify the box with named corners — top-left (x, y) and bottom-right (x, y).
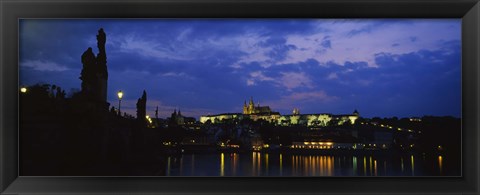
top-left (1, 0), bottom-right (479, 194)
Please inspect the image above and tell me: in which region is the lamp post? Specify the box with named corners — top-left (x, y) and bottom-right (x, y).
top-left (20, 87), bottom-right (27, 93)
top-left (117, 90), bottom-right (123, 116)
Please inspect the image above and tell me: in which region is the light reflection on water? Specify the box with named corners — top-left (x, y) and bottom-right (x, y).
top-left (411, 155), bottom-right (415, 176)
top-left (220, 153), bottom-right (224, 176)
top-left (438, 155), bottom-right (443, 174)
top-left (165, 152), bottom-right (452, 176)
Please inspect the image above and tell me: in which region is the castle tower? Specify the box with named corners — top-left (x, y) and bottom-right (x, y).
top-left (353, 109), bottom-right (359, 116)
top-left (248, 97), bottom-right (254, 114)
top-left (293, 108), bottom-right (300, 115)
top-left (243, 100), bottom-right (248, 114)
top-left (176, 109), bottom-right (184, 125)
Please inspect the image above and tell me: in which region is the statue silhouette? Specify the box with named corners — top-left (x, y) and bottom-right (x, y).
top-left (80, 47), bottom-right (96, 98)
top-left (136, 90), bottom-right (147, 125)
top-left (79, 28), bottom-right (109, 104)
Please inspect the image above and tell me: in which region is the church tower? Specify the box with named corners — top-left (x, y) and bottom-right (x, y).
top-left (243, 100), bottom-right (248, 114)
top-left (248, 97), bottom-right (255, 114)
top-left (353, 109), bottom-right (360, 116)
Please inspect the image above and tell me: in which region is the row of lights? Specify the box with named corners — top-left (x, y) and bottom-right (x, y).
top-left (303, 142), bottom-right (333, 146)
top-left (291, 145), bottom-right (333, 149)
top-left (219, 142), bottom-right (240, 148)
top-left (363, 122), bottom-right (416, 133)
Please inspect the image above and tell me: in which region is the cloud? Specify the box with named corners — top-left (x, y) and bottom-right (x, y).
top-left (246, 71), bottom-right (275, 86)
top-left (231, 33), bottom-right (273, 68)
top-left (321, 39), bottom-right (331, 49)
top-left (327, 72), bottom-right (338, 80)
top-left (159, 72), bottom-right (190, 78)
top-left (286, 91), bottom-right (338, 102)
top-left (176, 28), bottom-right (193, 41)
top-left (263, 91), bottom-right (338, 113)
top-left (246, 71), bottom-right (313, 91)
top-left (118, 35), bottom-right (193, 61)
top-left (281, 19), bottom-right (460, 68)
top-left (21, 60), bottom-right (70, 71)
top-left (279, 72), bottom-right (314, 90)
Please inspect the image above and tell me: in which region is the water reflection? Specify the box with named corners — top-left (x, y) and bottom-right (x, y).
top-left (167, 156), bottom-right (171, 176)
top-left (352, 156), bottom-right (357, 174)
top-left (285, 155), bottom-right (335, 176)
top-left (220, 153), bottom-right (224, 176)
top-left (411, 155), bottom-right (415, 176)
top-left (438, 155), bottom-right (443, 174)
top-left (400, 157), bottom-right (404, 173)
top-left (252, 152), bottom-right (256, 175)
top-left (180, 156), bottom-right (183, 175)
top-left (231, 153), bottom-right (238, 176)
top-left (363, 156), bottom-right (367, 176)
top-left (369, 156), bottom-right (373, 176)
top-left (164, 152), bottom-right (451, 176)
top-left (265, 153), bottom-right (269, 175)
top-left (384, 161), bottom-right (387, 175)
top-left (191, 154), bottom-right (195, 175)
top-left (279, 154), bottom-right (283, 176)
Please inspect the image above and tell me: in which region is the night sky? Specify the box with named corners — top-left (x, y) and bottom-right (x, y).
top-left (19, 19), bottom-right (461, 119)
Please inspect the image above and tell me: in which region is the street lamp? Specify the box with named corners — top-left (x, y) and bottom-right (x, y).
top-left (20, 87), bottom-right (27, 93)
top-left (117, 90), bottom-right (123, 116)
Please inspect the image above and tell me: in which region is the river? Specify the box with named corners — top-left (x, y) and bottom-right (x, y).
top-left (164, 152), bottom-right (458, 176)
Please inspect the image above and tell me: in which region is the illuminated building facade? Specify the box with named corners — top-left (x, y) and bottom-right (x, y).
top-left (277, 109), bottom-right (359, 127)
top-left (243, 97), bottom-right (276, 115)
top-left (200, 98), bottom-right (360, 127)
top-left (199, 113), bottom-right (244, 123)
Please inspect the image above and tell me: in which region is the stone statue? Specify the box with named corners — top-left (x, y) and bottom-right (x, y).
top-left (136, 90), bottom-right (147, 123)
top-left (79, 28), bottom-right (109, 104)
top-left (80, 47), bottom-right (96, 97)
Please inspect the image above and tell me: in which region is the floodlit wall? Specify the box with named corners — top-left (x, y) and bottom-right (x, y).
top-left (200, 113), bottom-right (358, 126)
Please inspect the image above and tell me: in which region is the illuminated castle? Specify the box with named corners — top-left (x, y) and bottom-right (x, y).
top-left (200, 97), bottom-right (360, 127)
top-left (243, 97), bottom-right (274, 115)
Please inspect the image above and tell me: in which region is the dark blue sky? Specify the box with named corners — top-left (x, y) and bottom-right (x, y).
top-left (19, 19), bottom-right (461, 119)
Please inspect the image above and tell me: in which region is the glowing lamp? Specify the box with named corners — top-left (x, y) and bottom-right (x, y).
top-left (117, 90), bottom-right (123, 99)
top-left (20, 87), bottom-right (27, 93)
top-left (117, 90), bottom-right (123, 116)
